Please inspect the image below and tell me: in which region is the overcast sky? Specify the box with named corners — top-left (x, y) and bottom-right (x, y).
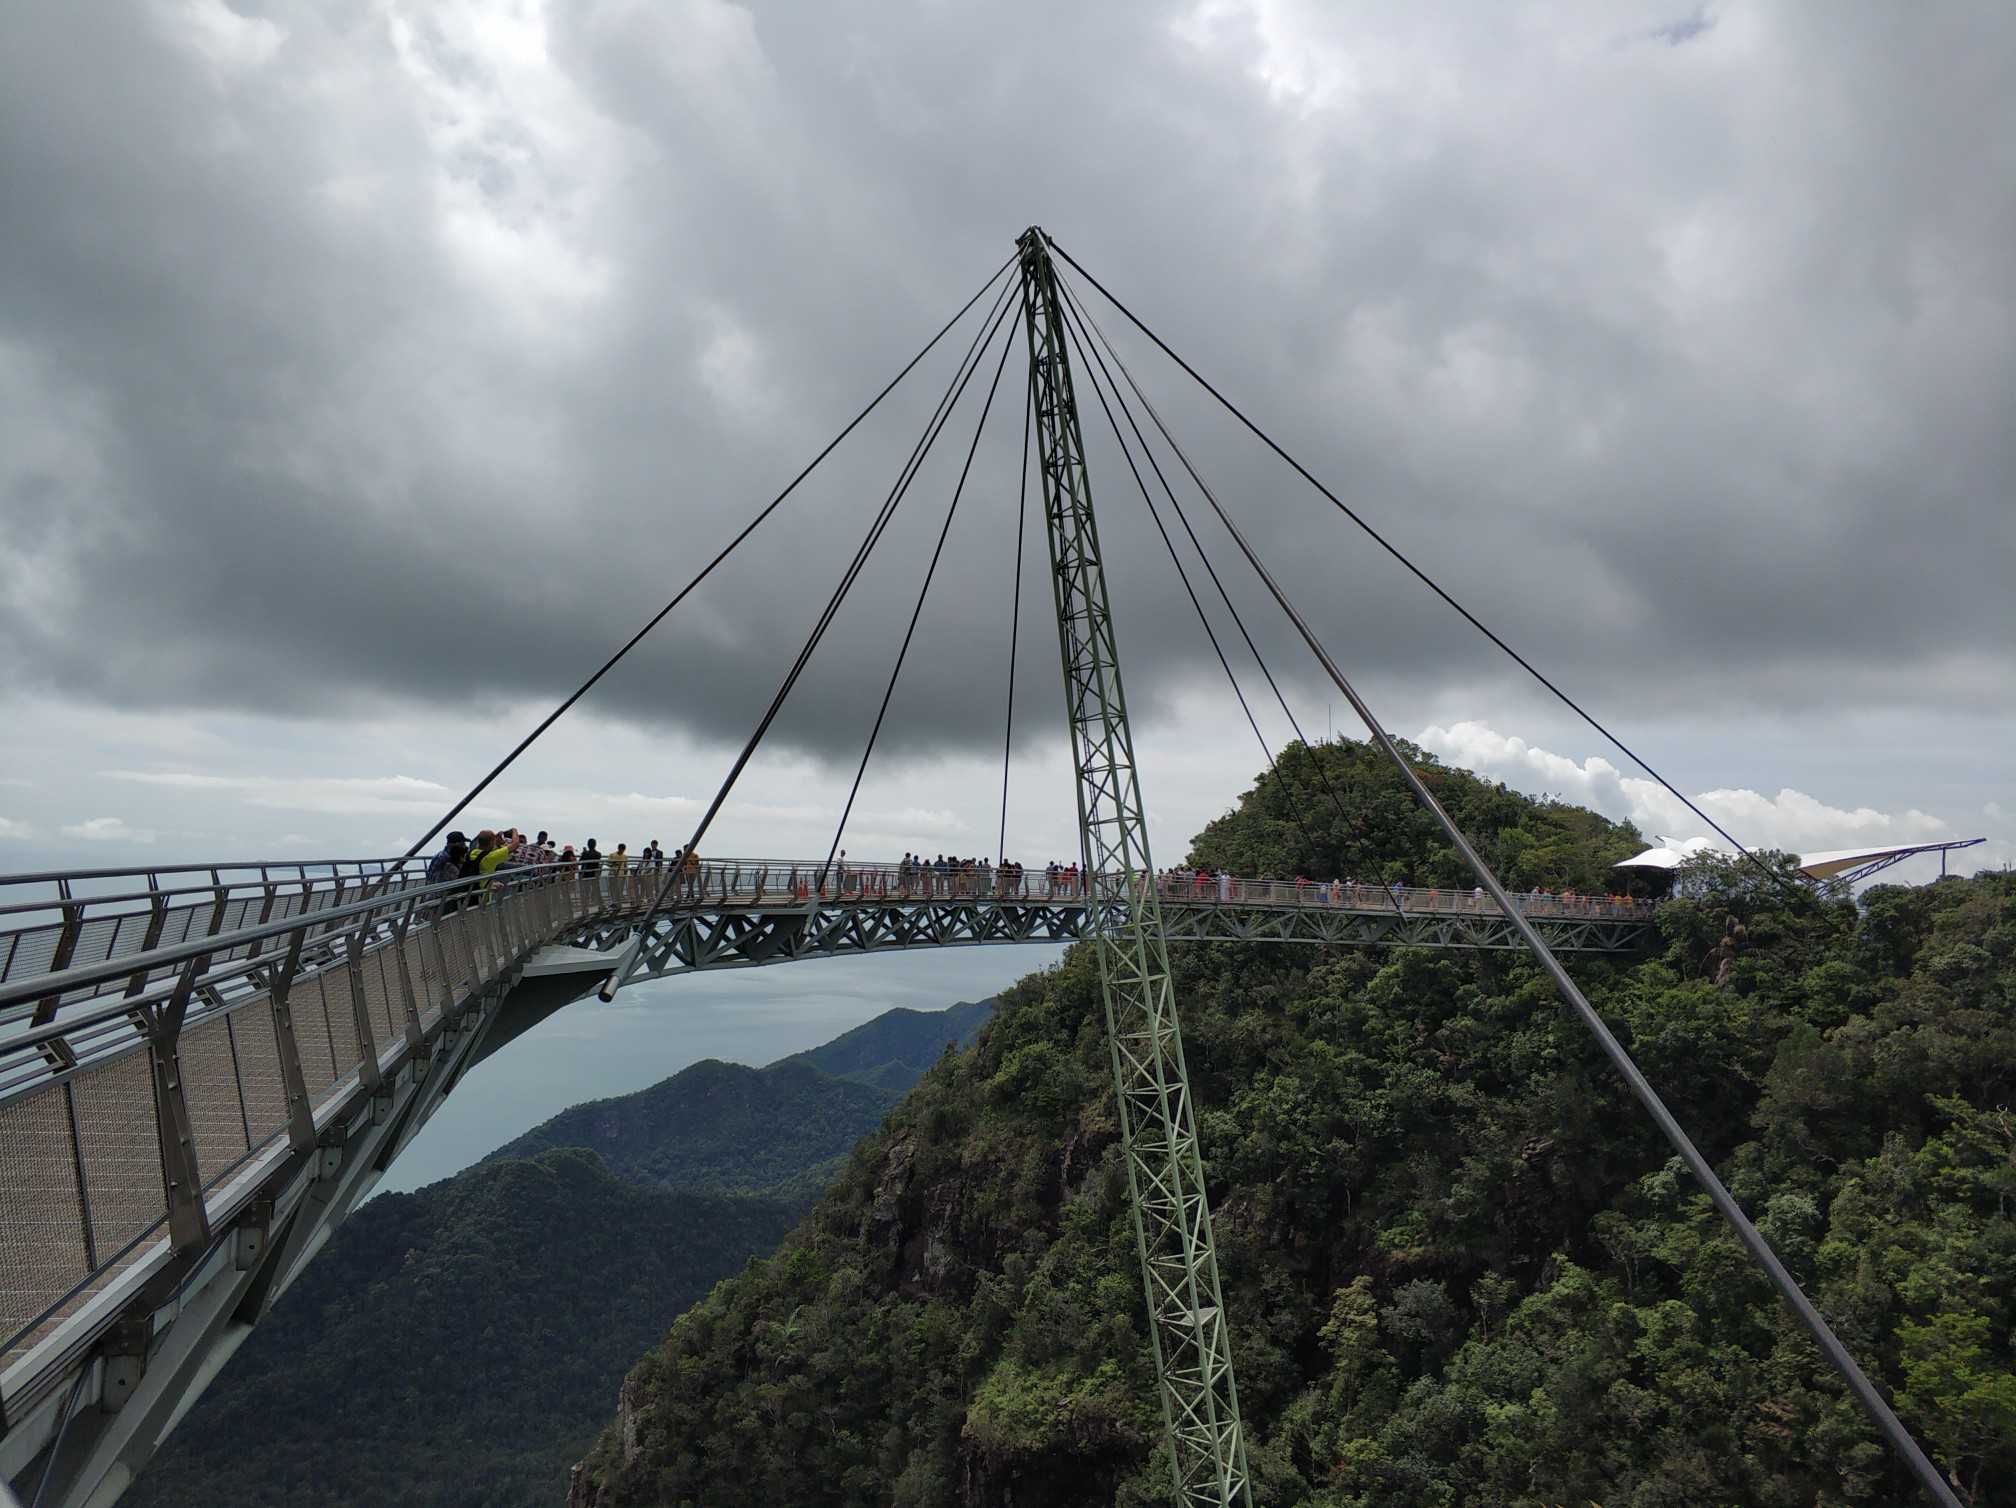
top-left (4, 0), bottom-right (2011, 888)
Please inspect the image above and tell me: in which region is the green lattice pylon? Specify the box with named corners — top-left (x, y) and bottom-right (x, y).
top-left (1017, 227), bottom-right (1253, 1508)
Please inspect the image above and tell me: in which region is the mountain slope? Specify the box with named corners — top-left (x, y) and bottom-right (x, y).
top-left (566, 739), bottom-right (2016, 1507)
top-left (786, 996), bottom-right (993, 1090)
top-left (490, 1057), bottom-right (902, 1206)
top-left (127, 1149), bottom-right (797, 1508)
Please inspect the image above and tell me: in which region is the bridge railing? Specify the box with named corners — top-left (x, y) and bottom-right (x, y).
top-left (585, 859), bottom-right (1654, 921)
top-left (0, 855), bottom-right (1655, 1012)
top-left (0, 859), bottom-right (439, 1008)
top-left (0, 864), bottom-right (621, 1377)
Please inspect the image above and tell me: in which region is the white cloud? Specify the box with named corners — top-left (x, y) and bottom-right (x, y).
top-left (608, 791), bottom-right (703, 813)
top-left (100, 771), bottom-right (451, 814)
top-left (0, 815), bottom-right (33, 838)
top-left (60, 816), bottom-right (158, 843)
top-left (1416, 719), bottom-right (1957, 857)
top-left (858, 806), bottom-right (963, 835)
top-left (150, 0), bottom-right (285, 80)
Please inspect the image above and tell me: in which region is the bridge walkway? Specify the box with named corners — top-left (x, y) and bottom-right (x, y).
top-left (0, 856), bottom-right (1652, 1502)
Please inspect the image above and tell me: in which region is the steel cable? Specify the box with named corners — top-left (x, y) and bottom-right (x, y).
top-left (602, 286), bottom-right (1023, 997)
top-left (821, 307), bottom-right (1020, 881)
top-left (1057, 283), bottom-right (1410, 911)
top-left (1046, 237), bottom-right (1800, 895)
top-left (398, 253), bottom-right (1018, 875)
top-left (1057, 298), bottom-right (1353, 892)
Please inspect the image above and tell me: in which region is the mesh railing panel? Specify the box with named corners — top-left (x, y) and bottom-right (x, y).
top-left (433, 913), bottom-right (471, 998)
top-left (318, 969), bottom-right (364, 1088)
top-left (291, 974), bottom-right (339, 1095)
top-left (177, 1016), bottom-right (249, 1178)
top-left (409, 931), bottom-right (447, 1025)
top-left (0, 1085), bottom-right (90, 1345)
top-left (70, 1051), bottom-right (166, 1266)
top-left (3, 926), bottom-right (63, 981)
top-left (475, 908), bottom-right (505, 977)
top-left (68, 915), bottom-right (124, 971)
top-left (362, 949), bottom-right (399, 1049)
top-left (233, 1007), bottom-right (291, 1148)
top-left (159, 908), bottom-right (200, 950)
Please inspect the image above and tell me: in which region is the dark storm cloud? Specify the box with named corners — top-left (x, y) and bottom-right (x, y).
top-left (1, 1), bottom-right (2010, 760)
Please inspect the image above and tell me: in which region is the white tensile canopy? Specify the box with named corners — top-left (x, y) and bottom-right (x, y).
top-left (1615, 838), bottom-right (1981, 881)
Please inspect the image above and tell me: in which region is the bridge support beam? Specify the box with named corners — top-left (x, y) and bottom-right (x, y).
top-left (1019, 227), bottom-right (1251, 1508)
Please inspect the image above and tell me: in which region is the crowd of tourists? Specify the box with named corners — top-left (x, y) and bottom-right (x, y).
top-left (890, 854), bottom-right (1088, 897)
top-left (420, 835), bottom-right (1648, 918)
top-left (423, 828), bottom-right (702, 904)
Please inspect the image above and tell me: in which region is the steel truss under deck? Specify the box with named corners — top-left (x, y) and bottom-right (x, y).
top-left (1018, 228), bottom-right (1251, 1508)
top-left (562, 894), bottom-right (1646, 981)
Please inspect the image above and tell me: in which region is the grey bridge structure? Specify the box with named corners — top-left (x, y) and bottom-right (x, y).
top-left (0, 855), bottom-right (1652, 1506)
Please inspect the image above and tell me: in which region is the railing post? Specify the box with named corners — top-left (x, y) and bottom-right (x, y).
top-left (123, 876), bottom-right (171, 1000)
top-left (392, 901), bottom-right (426, 1055)
top-left (33, 880), bottom-right (85, 1026)
top-left (205, 869), bottom-right (231, 937)
top-left (266, 931), bottom-right (318, 1155)
top-left (456, 904), bottom-right (483, 1001)
top-left (63, 1080), bottom-right (98, 1271)
top-left (148, 954), bottom-right (214, 1256)
top-left (426, 908), bottom-right (463, 1021)
top-left (345, 925), bottom-right (383, 1092)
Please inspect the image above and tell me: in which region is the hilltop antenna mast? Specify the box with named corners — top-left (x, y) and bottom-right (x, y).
top-left (1018, 227), bottom-right (1252, 1508)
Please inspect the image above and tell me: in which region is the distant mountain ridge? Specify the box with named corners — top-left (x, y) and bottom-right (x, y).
top-left (785, 995), bottom-right (994, 1090)
top-left (489, 1057), bottom-right (904, 1208)
top-left (488, 996), bottom-right (991, 1205)
top-left (123, 996), bottom-right (998, 1508)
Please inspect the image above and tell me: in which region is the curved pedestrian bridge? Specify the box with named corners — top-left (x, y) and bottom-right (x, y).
top-left (0, 855), bottom-right (1652, 1504)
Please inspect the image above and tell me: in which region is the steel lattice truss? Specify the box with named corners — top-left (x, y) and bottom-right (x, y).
top-left (563, 895), bottom-right (1646, 980)
top-left (1017, 228), bottom-right (1253, 1508)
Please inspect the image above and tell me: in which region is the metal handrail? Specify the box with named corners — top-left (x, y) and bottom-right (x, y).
top-left (0, 882), bottom-right (441, 1015)
top-left (0, 870), bottom-right (544, 1025)
top-left (0, 857), bottom-right (1657, 1016)
top-left (0, 857), bottom-right (416, 890)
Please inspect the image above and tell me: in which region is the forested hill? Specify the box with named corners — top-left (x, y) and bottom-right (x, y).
top-left (489, 999), bottom-right (989, 1204)
top-left (1184, 736), bottom-right (1654, 895)
top-left (568, 738), bottom-right (2016, 1507)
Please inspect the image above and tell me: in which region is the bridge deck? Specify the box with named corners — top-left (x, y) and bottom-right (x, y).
top-left (0, 856), bottom-right (1652, 1492)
